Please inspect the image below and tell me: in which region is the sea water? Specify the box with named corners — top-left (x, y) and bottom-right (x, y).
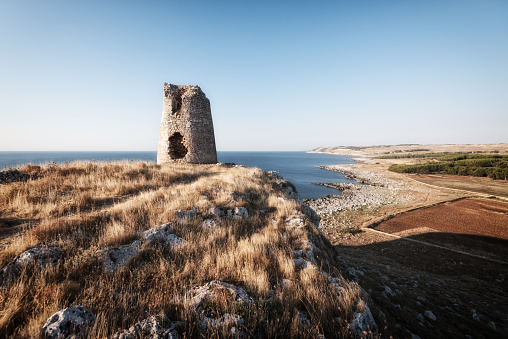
top-left (0, 151), bottom-right (356, 199)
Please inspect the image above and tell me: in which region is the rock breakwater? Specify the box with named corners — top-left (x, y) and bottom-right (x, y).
top-left (305, 165), bottom-right (421, 230)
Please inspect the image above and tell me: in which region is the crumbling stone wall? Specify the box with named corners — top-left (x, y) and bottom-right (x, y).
top-left (157, 83), bottom-right (217, 164)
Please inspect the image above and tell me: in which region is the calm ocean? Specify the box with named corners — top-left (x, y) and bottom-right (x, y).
top-left (0, 151), bottom-right (356, 199)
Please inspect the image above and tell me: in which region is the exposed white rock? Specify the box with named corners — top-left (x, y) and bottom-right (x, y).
top-left (286, 216), bottom-right (305, 228)
top-left (281, 279), bottom-right (294, 288)
top-left (97, 240), bottom-right (142, 273)
top-left (471, 308), bottom-right (480, 321)
top-left (202, 218), bottom-right (219, 229)
top-left (233, 207), bottom-right (248, 219)
top-left (266, 171), bottom-right (298, 199)
top-left (0, 245), bottom-right (62, 285)
top-left (111, 315), bottom-right (179, 339)
top-left (209, 207), bottom-right (225, 218)
top-left (38, 305), bottom-right (96, 339)
top-left (424, 310), bottom-right (436, 321)
top-left (140, 222), bottom-right (173, 241)
top-left (188, 281), bottom-right (255, 310)
top-left (187, 281), bottom-right (254, 335)
top-left (176, 207), bottom-right (198, 220)
top-left (140, 223), bottom-right (185, 248)
top-left (266, 171), bottom-right (282, 180)
top-left (349, 300), bottom-right (378, 339)
top-left (97, 223), bottom-right (186, 273)
top-left (199, 313), bottom-right (244, 331)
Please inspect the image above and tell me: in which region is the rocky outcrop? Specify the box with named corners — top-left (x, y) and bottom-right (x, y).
top-left (140, 222), bottom-right (185, 247)
top-left (97, 223), bottom-right (185, 273)
top-left (305, 165), bottom-right (423, 218)
top-left (317, 165), bottom-right (402, 188)
top-left (111, 315), bottom-right (179, 339)
top-left (349, 300), bottom-right (378, 339)
top-left (266, 171), bottom-right (298, 199)
top-left (97, 240), bottom-right (143, 274)
top-left (38, 305), bottom-right (96, 339)
top-left (186, 281), bottom-right (255, 336)
top-left (0, 245), bottom-right (62, 285)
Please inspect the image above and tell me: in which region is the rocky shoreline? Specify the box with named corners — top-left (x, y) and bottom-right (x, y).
top-left (305, 165), bottom-right (412, 210)
top-left (304, 164), bottom-right (423, 230)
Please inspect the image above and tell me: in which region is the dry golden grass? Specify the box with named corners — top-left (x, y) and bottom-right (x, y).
top-left (0, 161), bottom-right (362, 338)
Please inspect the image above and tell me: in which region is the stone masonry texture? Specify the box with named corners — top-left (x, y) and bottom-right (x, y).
top-left (157, 83), bottom-right (217, 164)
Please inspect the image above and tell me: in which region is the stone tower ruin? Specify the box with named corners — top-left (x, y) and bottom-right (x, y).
top-left (157, 83), bottom-right (217, 164)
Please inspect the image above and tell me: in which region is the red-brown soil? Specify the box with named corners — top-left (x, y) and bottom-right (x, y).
top-left (376, 198), bottom-right (508, 240)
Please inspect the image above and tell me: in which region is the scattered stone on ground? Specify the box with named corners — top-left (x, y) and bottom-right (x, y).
top-left (175, 207), bottom-right (200, 220)
top-left (266, 171), bottom-right (298, 199)
top-left (97, 223), bottom-right (186, 273)
top-left (140, 222), bottom-right (186, 247)
top-left (186, 280), bottom-right (255, 335)
top-left (111, 315), bottom-right (180, 339)
top-left (209, 207), bottom-right (225, 218)
top-left (305, 165), bottom-right (420, 217)
top-left (0, 245), bottom-right (62, 285)
top-left (348, 300), bottom-right (378, 339)
top-left (38, 305), bottom-right (96, 339)
top-left (97, 240), bottom-right (143, 273)
top-left (303, 164), bottom-right (432, 233)
top-left (233, 206), bottom-right (248, 219)
top-left (202, 218), bottom-right (219, 229)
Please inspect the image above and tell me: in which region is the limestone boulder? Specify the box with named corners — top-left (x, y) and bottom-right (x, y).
top-left (187, 281), bottom-right (254, 335)
top-left (0, 245), bottom-right (62, 285)
top-left (209, 207), bottom-right (225, 218)
top-left (38, 305), bottom-right (96, 339)
top-left (140, 223), bottom-right (185, 247)
top-left (349, 300), bottom-right (378, 338)
top-left (202, 218), bottom-right (219, 229)
top-left (233, 207), bottom-right (248, 219)
top-left (97, 240), bottom-right (142, 274)
top-left (111, 315), bottom-right (179, 339)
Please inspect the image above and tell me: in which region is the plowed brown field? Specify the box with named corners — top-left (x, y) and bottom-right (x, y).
top-left (376, 198), bottom-right (508, 240)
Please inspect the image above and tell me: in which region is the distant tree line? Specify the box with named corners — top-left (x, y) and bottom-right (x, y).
top-left (388, 154), bottom-right (508, 180)
top-left (377, 152), bottom-right (504, 160)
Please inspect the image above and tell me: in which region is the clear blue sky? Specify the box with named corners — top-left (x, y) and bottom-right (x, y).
top-left (1, 0), bottom-right (507, 151)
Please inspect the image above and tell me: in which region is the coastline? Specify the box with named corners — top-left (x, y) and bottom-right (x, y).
top-left (304, 145), bottom-right (508, 337)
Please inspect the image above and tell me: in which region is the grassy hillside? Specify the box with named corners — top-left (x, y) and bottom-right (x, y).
top-left (0, 162), bottom-right (368, 338)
